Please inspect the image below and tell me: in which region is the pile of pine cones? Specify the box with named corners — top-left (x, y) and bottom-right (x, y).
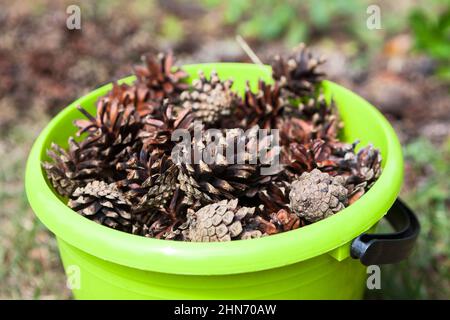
top-left (43, 44), bottom-right (382, 242)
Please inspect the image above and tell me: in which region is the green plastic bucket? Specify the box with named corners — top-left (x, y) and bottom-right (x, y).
top-left (25, 63), bottom-right (403, 299)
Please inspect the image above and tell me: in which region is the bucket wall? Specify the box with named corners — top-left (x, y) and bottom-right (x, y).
top-left (58, 238), bottom-right (367, 300)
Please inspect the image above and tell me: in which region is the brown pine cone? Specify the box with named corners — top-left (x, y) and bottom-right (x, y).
top-left (289, 169), bottom-right (348, 222)
top-left (176, 126), bottom-right (279, 205)
top-left (271, 43), bottom-right (326, 96)
top-left (282, 139), bottom-right (336, 177)
top-left (257, 180), bottom-right (291, 215)
top-left (340, 145), bottom-right (382, 204)
top-left (161, 217), bottom-right (191, 241)
top-left (238, 80), bottom-right (288, 129)
top-left (109, 82), bottom-right (160, 117)
top-left (133, 52), bottom-right (188, 100)
top-left (139, 99), bottom-right (194, 153)
top-left (131, 188), bottom-right (190, 240)
top-left (116, 150), bottom-right (178, 211)
top-left (269, 208), bottom-right (303, 232)
top-left (73, 95), bottom-right (143, 181)
top-left (131, 211), bottom-right (176, 239)
top-left (68, 180), bottom-right (132, 232)
top-left (42, 138), bottom-right (104, 197)
top-left (278, 93), bottom-right (340, 146)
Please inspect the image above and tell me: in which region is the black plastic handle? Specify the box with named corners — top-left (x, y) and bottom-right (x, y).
top-left (350, 198), bottom-right (420, 266)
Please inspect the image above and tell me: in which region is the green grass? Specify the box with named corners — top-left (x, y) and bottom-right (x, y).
top-left (0, 118), bottom-right (71, 299)
top-left (368, 138), bottom-right (450, 299)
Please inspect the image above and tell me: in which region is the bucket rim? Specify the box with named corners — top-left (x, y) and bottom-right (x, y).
top-left (25, 63), bottom-right (403, 275)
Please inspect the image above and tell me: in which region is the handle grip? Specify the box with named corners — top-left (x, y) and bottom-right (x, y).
top-left (351, 198), bottom-right (420, 266)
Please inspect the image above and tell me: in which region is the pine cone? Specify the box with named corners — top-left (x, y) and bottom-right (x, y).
top-left (238, 80), bottom-right (288, 129)
top-left (68, 181), bottom-right (132, 232)
top-left (340, 145), bottom-right (382, 204)
top-left (116, 150), bottom-right (178, 211)
top-left (179, 71), bottom-right (239, 126)
top-left (176, 126), bottom-right (279, 205)
top-left (131, 210), bottom-right (176, 239)
top-left (257, 180), bottom-right (291, 215)
top-left (187, 199), bottom-right (273, 242)
top-left (42, 138), bottom-right (103, 197)
top-left (290, 141), bottom-right (382, 203)
top-left (104, 82), bottom-right (160, 117)
top-left (161, 217), bottom-right (191, 241)
top-left (131, 188), bottom-right (190, 239)
top-left (271, 43), bottom-right (326, 96)
top-left (134, 52), bottom-right (188, 100)
top-left (289, 169), bottom-right (348, 222)
top-left (278, 93), bottom-right (339, 146)
top-left (269, 208), bottom-right (303, 232)
top-left (74, 95), bottom-right (143, 181)
top-left (139, 99), bottom-right (193, 153)
top-left (282, 139), bottom-right (337, 177)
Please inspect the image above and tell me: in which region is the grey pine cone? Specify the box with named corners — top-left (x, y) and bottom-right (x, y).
top-left (188, 199), bottom-right (262, 242)
top-left (180, 71), bottom-right (237, 125)
top-left (289, 169), bottom-right (348, 222)
top-left (68, 180), bottom-right (132, 232)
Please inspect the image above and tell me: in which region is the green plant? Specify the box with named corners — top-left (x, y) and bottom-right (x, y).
top-left (205, 0), bottom-right (422, 50)
top-left (409, 7), bottom-right (450, 82)
top-left (202, 0), bottom-right (371, 45)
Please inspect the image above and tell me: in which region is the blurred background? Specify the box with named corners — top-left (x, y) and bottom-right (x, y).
top-left (0, 0), bottom-right (448, 299)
